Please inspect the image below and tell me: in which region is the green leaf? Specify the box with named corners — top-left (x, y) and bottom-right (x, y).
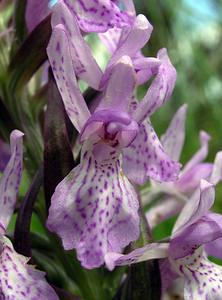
top-left (8, 15), bottom-right (51, 93)
top-left (13, 0), bottom-right (28, 45)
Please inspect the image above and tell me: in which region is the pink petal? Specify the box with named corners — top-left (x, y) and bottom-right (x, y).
top-left (97, 56), bottom-right (136, 112)
top-left (63, 0), bottom-right (133, 33)
top-left (0, 236), bottom-right (58, 299)
top-left (133, 56), bottom-right (161, 85)
top-left (133, 48), bottom-right (177, 123)
top-left (176, 163), bottom-right (213, 194)
top-left (107, 14), bottom-right (153, 68)
top-left (99, 27), bottom-right (122, 54)
top-left (205, 237), bottom-right (222, 260)
top-left (51, 2), bottom-right (103, 89)
top-left (0, 130), bottom-right (23, 234)
top-left (173, 179), bottom-right (215, 235)
top-left (47, 24), bottom-right (91, 132)
top-left (161, 104), bottom-right (187, 162)
top-left (47, 142), bottom-right (140, 269)
top-left (170, 214), bottom-right (222, 259)
top-left (105, 243), bottom-right (169, 271)
top-left (171, 248), bottom-right (222, 300)
top-left (182, 131), bottom-right (210, 175)
top-left (123, 120), bottom-right (180, 184)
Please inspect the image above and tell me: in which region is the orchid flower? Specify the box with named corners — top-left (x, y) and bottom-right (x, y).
top-left (46, 1), bottom-right (180, 269)
top-left (0, 130), bottom-right (59, 300)
top-left (98, 8), bottom-right (162, 85)
top-left (105, 179), bottom-right (222, 299)
top-left (25, 0), bottom-right (135, 33)
top-left (144, 105), bottom-right (222, 229)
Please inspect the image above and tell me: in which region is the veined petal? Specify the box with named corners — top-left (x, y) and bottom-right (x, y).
top-left (133, 48), bottom-right (176, 123)
top-left (161, 104), bottom-right (187, 162)
top-left (176, 163), bottom-right (213, 194)
top-left (204, 213), bottom-right (222, 260)
top-left (47, 25), bottom-right (91, 132)
top-left (133, 57), bottom-right (161, 85)
top-left (63, 0), bottom-right (133, 33)
top-left (99, 27), bottom-right (122, 54)
top-left (0, 130), bottom-right (23, 234)
top-left (182, 131), bottom-right (210, 175)
top-left (123, 120), bottom-right (180, 184)
top-left (105, 243), bottom-right (169, 271)
top-left (47, 142), bottom-right (140, 269)
top-left (52, 2), bottom-right (103, 89)
top-left (173, 180), bottom-right (215, 235)
top-left (0, 236), bottom-right (58, 299)
top-left (107, 14), bottom-right (153, 67)
top-left (97, 56), bottom-right (136, 112)
top-left (205, 238), bottom-right (222, 260)
top-left (0, 139), bottom-right (10, 173)
top-left (171, 248), bottom-right (222, 300)
top-left (25, 0), bottom-right (50, 32)
top-left (210, 151), bottom-right (222, 185)
top-left (170, 214), bottom-right (222, 259)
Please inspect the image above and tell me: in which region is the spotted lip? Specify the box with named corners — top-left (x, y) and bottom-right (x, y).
top-left (80, 109), bottom-right (139, 148)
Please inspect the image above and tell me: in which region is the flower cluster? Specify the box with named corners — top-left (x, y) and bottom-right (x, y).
top-left (0, 0), bottom-right (221, 299)
top-left (45, 0), bottom-right (180, 270)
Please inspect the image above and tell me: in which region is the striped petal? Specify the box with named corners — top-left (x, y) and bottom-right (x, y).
top-left (51, 2), bottom-right (103, 89)
top-left (176, 163), bottom-right (213, 194)
top-left (133, 48), bottom-right (177, 123)
top-left (47, 142), bottom-right (140, 269)
top-left (47, 24), bottom-right (91, 132)
top-left (161, 104), bottom-right (187, 162)
top-left (105, 243), bottom-right (169, 271)
top-left (173, 180), bottom-right (215, 235)
top-left (97, 56), bottom-right (136, 112)
top-left (107, 14), bottom-right (153, 68)
top-left (0, 236), bottom-right (58, 300)
top-left (123, 120), bottom-right (180, 184)
top-left (182, 131), bottom-right (210, 175)
top-left (0, 130), bottom-right (23, 234)
top-left (171, 248), bottom-right (222, 300)
top-left (63, 0), bottom-right (133, 33)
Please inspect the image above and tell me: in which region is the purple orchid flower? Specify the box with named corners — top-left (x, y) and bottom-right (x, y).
top-left (144, 105), bottom-right (222, 229)
top-left (105, 179), bottom-right (222, 299)
top-left (99, 14), bottom-right (161, 85)
top-left (46, 2), bottom-right (180, 269)
top-left (0, 138), bottom-right (10, 173)
top-left (0, 130), bottom-right (59, 300)
top-left (25, 0), bottom-right (134, 33)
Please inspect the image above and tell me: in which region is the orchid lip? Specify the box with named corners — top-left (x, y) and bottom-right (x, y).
top-left (80, 109), bottom-right (139, 147)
